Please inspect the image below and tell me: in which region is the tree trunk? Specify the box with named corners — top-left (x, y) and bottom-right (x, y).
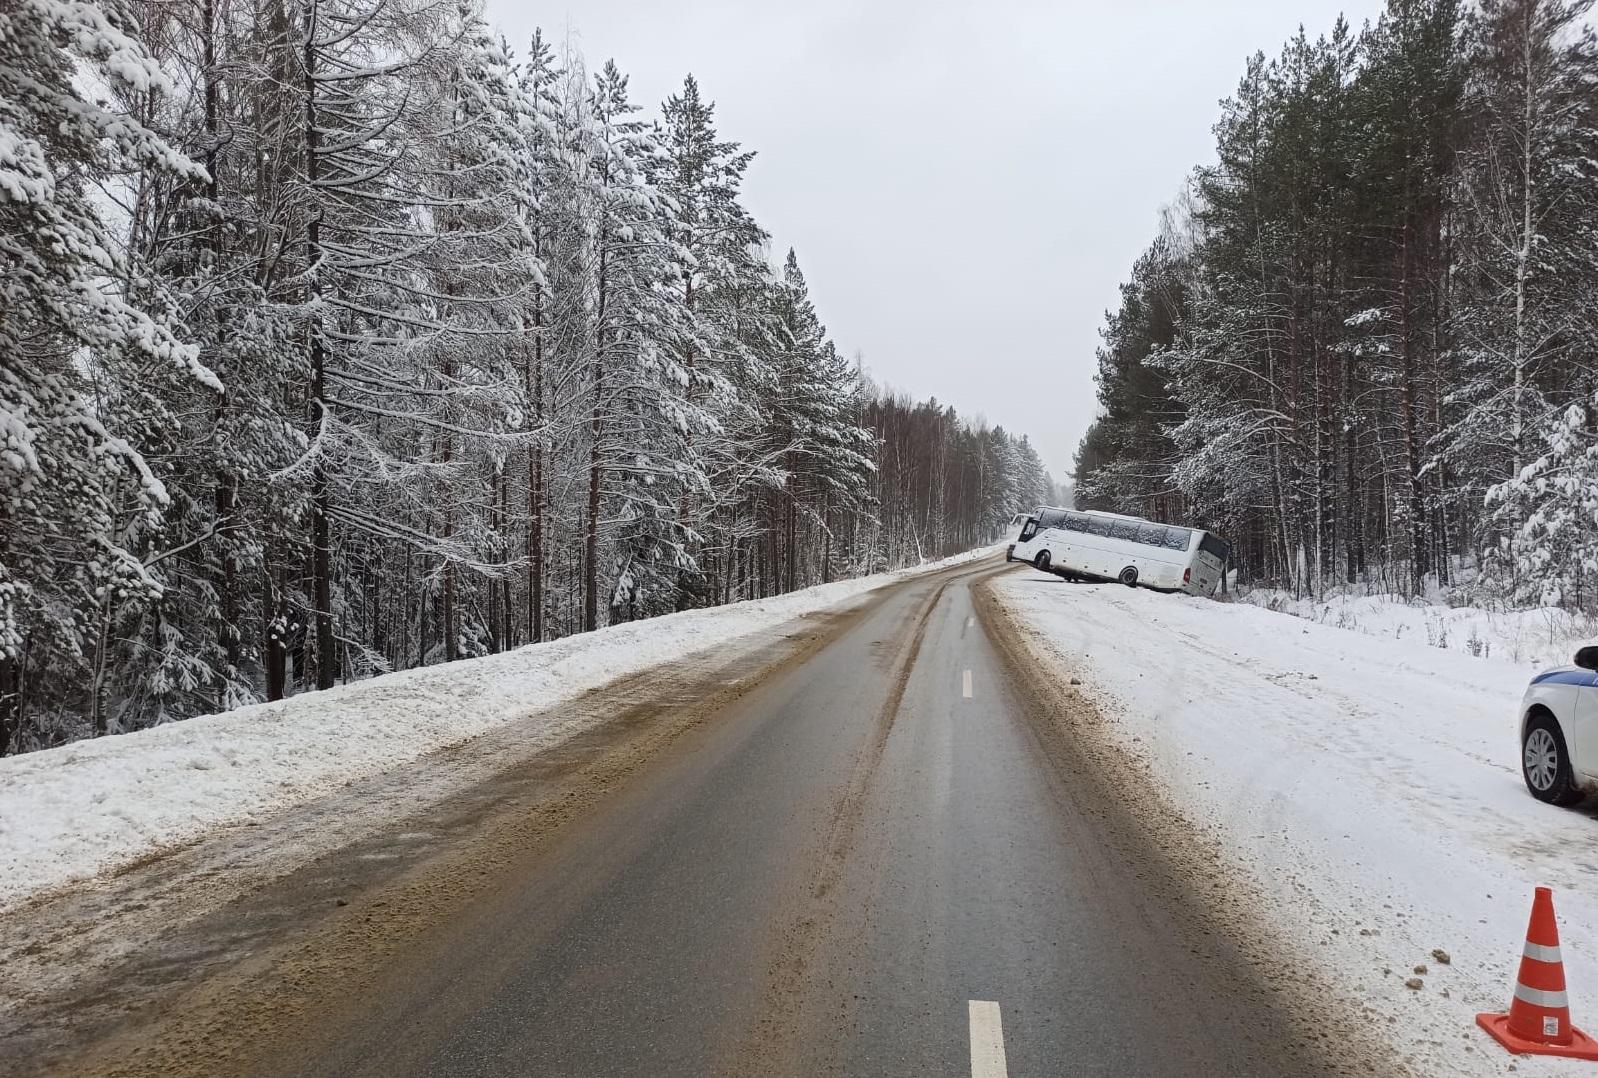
top-left (528, 286), bottom-right (545, 644)
top-left (441, 430), bottom-right (456, 664)
top-left (584, 247), bottom-right (609, 633)
top-left (1398, 216), bottom-right (1426, 595)
top-left (265, 558), bottom-right (287, 700)
top-left (304, 0), bottom-right (335, 690)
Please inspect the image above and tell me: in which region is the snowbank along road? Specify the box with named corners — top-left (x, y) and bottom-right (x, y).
top-left (990, 570), bottom-right (1598, 1078)
top-left (6, 554), bottom-right (1497, 1077)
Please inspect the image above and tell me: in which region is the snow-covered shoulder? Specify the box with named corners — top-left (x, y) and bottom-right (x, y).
top-left (989, 574), bottom-right (1598, 1077)
top-left (1240, 585), bottom-right (1598, 669)
top-left (0, 547), bottom-right (997, 913)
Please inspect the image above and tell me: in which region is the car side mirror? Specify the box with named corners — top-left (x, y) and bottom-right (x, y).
top-left (1575, 646), bottom-right (1598, 672)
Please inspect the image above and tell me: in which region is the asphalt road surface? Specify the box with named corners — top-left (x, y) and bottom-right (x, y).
top-left (17, 559), bottom-right (1351, 1078)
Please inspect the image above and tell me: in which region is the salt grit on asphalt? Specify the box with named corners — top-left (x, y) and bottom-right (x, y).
top-left (989, 573), bottom-right (1598, 1077)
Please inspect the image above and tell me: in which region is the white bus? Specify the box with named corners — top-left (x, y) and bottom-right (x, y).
top-left (1009, 507), bottom-right (1230, 597)
top-left (1002, 507), bottom-right (1064, 560)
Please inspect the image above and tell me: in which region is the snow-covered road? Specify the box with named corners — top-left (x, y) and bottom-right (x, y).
top-left (989, 569), bottom-right (1598, 1077)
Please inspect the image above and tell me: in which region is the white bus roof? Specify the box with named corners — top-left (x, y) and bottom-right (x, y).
top-left (1041, 505), bottom-right (1215, 535)
top-left (1038, 506), bottom-right (1140, 523)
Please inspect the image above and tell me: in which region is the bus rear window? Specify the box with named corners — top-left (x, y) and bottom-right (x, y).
top-left (1199, 532), bottom-right (1231, 562)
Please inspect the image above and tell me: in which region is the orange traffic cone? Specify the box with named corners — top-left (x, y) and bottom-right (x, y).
top-left (1477, 886), bottom-right (1598, 1060)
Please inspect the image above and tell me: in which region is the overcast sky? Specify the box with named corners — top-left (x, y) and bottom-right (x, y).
top-left (485, 0), bottom-right (1388, 482)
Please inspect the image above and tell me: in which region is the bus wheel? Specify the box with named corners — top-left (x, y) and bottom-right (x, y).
top-left (1034, 551), bottom-right (1051, 572)
top-left (1118, 566), bottom-right (1138, 587)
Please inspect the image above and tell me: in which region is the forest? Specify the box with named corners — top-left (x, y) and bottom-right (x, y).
top-left (1075, 0), bottom-right (1598, 609)
top-left (0, 0), bottom-right (1056, 753)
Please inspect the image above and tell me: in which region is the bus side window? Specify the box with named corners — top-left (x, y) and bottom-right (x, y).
top-left (1110, 520), bottom-right (1143, 542)
top-left (1062, 514), bottom-right (1090, 532)
top-left (1085, 517), bottom-right (1114, 537)
top-left (1137, 522), bottom-right (1167, 546)
top-left (1019, 518), bottom-right (1038, 541)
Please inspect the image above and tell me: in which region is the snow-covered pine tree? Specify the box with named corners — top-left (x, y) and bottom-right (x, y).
top-left (1487, 393), bottom-right (1598, 606)
top-left (275, 0), bottom-right (524, 685)
top-left (514, 29), bottom-right (564, 645)
top-left (762, 250), bottom-right (875, 592)
top-left (1447, 0), bottom-right (1598, 591)
top-left (647, 75), bottom-right (767, 610)
top-left (99, 0), bottom-right (313, 727)
top-left (1012, 436), bottom-right (1050, 512)
top-left (562, 60), bottom-right (694, 629)
top-left (406, 18), bottom-right (540, 663)
top-left (0, 0), bottom-right (218, 748)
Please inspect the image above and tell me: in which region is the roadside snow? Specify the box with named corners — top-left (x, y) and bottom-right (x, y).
top-left (1240, 587), bottom-right (1598, 668)
top-left (992, 572), bottom-right (1598, 1077)
top-left (0, 547), bottom-right (995, 913)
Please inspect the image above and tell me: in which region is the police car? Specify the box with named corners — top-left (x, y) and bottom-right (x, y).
top-left (1520, 645), bottom-right (1598, 805)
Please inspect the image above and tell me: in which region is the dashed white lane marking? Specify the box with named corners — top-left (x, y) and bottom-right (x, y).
top-left (962, 669), bottom-right (973, 698)
top-left (968, 1000), bottom-right (1008, 1078)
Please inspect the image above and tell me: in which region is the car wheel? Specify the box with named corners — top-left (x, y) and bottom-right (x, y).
top-left (1118, 566), bottom-right (1138, 587)
top-left (1523, 712), bottom-right (1584, 805)
top-left (1034, 551), bottom-right (1051, 573)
